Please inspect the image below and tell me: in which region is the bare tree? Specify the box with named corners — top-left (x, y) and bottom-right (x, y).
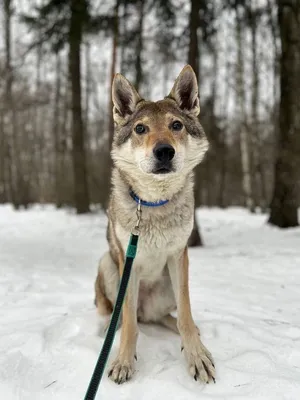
top-left (99, 0), bottom-right (121, 208)
top-left (247, 3), bottom-right (267, 210)
top-left (134, 0), bottom-right (145, 91)
top-left (69, 0), bottom-right (90, 213)
top-left (108, 0), bottom-right (120, 152)
top-left (235, 4), bottom-right (254, 212)
top-left (268, 0), bottom-right (300, 227)
top-left (267, 0), bottom-right (280, 105)
top-left (0, 108), bottom-right (5, 202)
top-left (187, 0), bottom-right (203, 247)
top-left (53, 51), bottom-right (63, 208)
top-left (3, 0), bottom-right (21, 208)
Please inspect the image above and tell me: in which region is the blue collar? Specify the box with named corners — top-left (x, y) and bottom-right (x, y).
top-left (129, 190), bottom-right (169, 207)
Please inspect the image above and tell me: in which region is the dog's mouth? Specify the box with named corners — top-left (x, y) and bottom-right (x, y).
top-left (153, 167), bottom-right (171, 174)
top-left (152, 162), bottom-right (174, 174)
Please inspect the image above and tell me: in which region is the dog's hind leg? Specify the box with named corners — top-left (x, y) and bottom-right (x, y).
top-left (159, 315), bottom-right (200, 336)
top-left (159, 314), bottom-right (179, 334)
top-left (94, 251), bottom-right (119, 316)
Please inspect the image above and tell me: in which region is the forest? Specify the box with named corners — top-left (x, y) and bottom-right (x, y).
top-left (1, 2), bottom-right (300, 398)
top-left (0, 0), bottom-right (299, 234)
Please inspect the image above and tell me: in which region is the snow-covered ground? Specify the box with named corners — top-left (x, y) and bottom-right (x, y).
top-left (0, 205), bottom-right (300, 400)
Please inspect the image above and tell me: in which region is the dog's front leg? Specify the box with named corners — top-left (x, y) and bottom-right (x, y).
top-left (108, 253), bottom-right (139, 384)
top-left (168, 247), bottom-right (216, 383)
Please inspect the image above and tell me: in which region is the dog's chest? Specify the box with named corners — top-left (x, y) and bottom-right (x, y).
top-left (115, 203), bottom-right (193, 279)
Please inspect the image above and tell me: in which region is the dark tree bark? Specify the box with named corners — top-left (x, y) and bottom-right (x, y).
top-left (85, 41), bottom-right (91, 138)
top-left (187, 0), bottom-right (203, 247)
top-left (4, 0), bottom-right (21, 208)
top-left (120, 0), bottom-right (128, 74)
top-left (108, 0), bottom-right (120, 152)
top-left (33, 36), bottom-right (43, 200)
top-left (53, 51), bottom-right (63, 208)
top-left (134, 0), bottom-right (145, 92)
top-left (188, 0), bottom-right (200, 77)
top-left (267, 0), bottom-right (280, 104)
top-left (218, 38), bottom-right (232, 209)
top-left (69, 0), bottom-right (90, 213)
top-left (0, 110), bottom-right (6, 202)
top-left (0, 2), bottom-right (9, 203)
top-left (236, 6), bottom-right (254, 212)
top-left (268, 1), bottom-right (300, 228)
top-left (249, 7), bottom-right (267, 211)
top-left (102, 0), bottom-right (120, 209)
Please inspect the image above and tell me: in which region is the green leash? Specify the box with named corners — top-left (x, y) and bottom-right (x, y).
top-left (84, 202), bottom-right (141, 400)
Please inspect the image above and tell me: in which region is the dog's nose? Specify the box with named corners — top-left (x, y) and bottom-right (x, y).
top-left (153, 143), bottom-right (175, 162)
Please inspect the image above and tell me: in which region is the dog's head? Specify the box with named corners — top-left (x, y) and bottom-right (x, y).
top-left (111, 65), bottom-right (208, 180)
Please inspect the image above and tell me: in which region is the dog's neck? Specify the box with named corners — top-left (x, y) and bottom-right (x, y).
top-left (113, 167), bottom-right (192, 204)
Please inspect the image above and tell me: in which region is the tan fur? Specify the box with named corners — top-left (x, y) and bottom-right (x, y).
top-left (94, 65), bottom-right (215, 385)
top-left (159, 314), bottom-right (179, 334)
top-left (94, 270), bottom-right (113, 315)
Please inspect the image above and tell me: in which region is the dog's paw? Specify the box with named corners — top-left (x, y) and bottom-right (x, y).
top-left (108, 357), bottom-right (135, 384)
top-left (183, 337), bottom-right (215, 383)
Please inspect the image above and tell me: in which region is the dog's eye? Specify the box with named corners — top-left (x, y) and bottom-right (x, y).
top-left (135, 124), bottom-right (146, 134)
top-left (172, 121), bottom-right (183, 131)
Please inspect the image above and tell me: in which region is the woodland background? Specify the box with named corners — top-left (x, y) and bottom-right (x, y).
top-left (0, 0), bottom-right (299, 245)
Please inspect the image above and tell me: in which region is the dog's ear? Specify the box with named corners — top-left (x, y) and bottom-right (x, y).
top-left (112, 73), bottom-right (141, 123)
top-left (168, 65), bottom-right (200, 116)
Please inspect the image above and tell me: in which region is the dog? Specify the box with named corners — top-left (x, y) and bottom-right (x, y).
top-left (94, 65), bottom-right (215, 384)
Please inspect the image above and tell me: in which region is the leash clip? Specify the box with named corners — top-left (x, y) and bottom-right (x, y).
top-left (132, 199), bottom-right (142, 235)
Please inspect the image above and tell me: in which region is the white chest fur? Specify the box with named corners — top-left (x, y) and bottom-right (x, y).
top-left (110, 169), bottom-right (195, 281)
top-left (115, 203), bottom-right (193, 281)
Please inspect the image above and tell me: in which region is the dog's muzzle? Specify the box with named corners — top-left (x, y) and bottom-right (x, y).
top-left (152, 143), bottom-right (175, 174)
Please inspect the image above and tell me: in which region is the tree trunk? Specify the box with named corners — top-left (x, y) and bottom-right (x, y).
top-left (188, 0), bottom-right (200, 77)
top-left (134, 0), bottom-right (145, 92)
top-left (267, 0), bottom-right (280, 105)
top-left (53, 52), bottom-right (63, 208)
top-left (210, 32), bottom-right (221, 207)
top-left (33, 37), bottom-right (43, 201)
top-left (4, 0), bottom-right (13, 204)
top-left (0, 110), bottom-right (7, 202)
top-left (189, 216), bottom-right (203, 247)
top-left (268, 1), bottom-right (300, 228)
top-left (108, 1), bottom-right (120, 151)
top-left (250, 8), bottom-right (267, 211)
top-left (85, 41), bottom-right (91, 147)
top-left (236, 7), bottom-right (254, 212)
top-left (250, 9), bottom-right (258, 206)
top-left (4, 0), bottom-right (21, 208)
top-left (218, 36), bottom-right (232, 208)
top-left (188, 0), bottom-right (203, 247)
top-left (103, 0), bottom-right (120, 209)
top-left (60, 76), bottom-right (70, 206)
top-left (120, 0), bottom-right (128, 74)
top-left (69, 0), bottom-right (90, 213)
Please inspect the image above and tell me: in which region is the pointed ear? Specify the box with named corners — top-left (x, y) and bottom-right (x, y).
top-left (168, 65), bottom-right (200, 116)
top-left (112, 73), bottom-right (141, 123)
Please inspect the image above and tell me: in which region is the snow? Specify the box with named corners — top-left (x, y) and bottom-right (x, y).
top-left (0, 205), bottom-right (300, 400)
